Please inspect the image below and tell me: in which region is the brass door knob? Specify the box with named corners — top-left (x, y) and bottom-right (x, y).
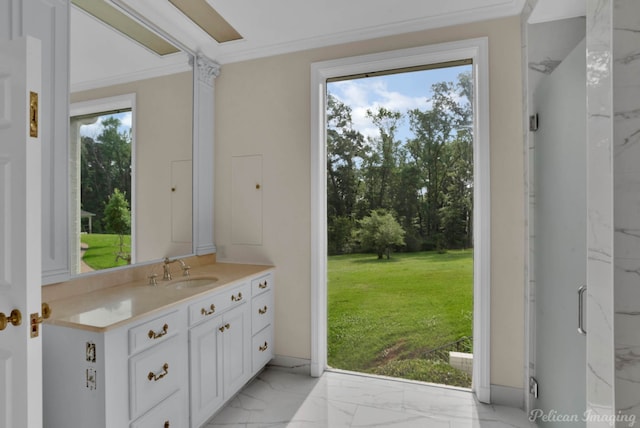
top-left (0, 309), bottom-right (22, 331)
top-left (42, 302), bottom-right (52, 319)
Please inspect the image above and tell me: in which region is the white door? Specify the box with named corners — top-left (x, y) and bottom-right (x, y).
top-left (0, 36), bottom-right (43, 428)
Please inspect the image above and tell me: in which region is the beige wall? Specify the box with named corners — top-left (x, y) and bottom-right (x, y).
top-left (215, 16), bottom-right (524, 389)
top-left (71, 71), bottom-right (193, 264)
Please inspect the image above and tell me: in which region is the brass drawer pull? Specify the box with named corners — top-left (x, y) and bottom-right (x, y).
top-left (148, 324), bottom-right (169, 339)
top-left (218, 323), bottom-right (230, 333)
top-left (201, 304), bottom-right (216, 316)
top-left (258, 306), bottom-right (268, 315)
top-left (231, 292), bottom-right (243, 302)
top-left (259, 341), bottom-right (268, 352)
top-left (259, 281), bottom-right (268, 289)
top-left (147, 363), bottom-right (169, 382)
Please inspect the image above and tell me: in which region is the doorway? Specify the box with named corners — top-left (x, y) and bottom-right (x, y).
top-left (325, 65), bottom-right (474, 387)
top-left (69, 94), bottom-right (136, 275)
top-left (311, 38), bottom-right (491, 402)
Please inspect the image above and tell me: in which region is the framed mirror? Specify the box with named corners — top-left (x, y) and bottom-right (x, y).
top-left (68, 3), bottom-right (194, 275)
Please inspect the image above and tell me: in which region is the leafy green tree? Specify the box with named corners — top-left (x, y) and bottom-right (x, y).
top-left (81, 115), bottom-right (132, 233)
top-left (326, 94), bottom-right (366, 254)
top-left (354, 210), bottom-right (405, 259)
top-left (407, 72), bottom-right (473, 250)
top-left (362, 107), bottom-right (403, 212)
top-left (326, 70), bottom-right (473, 255)
top-left (103, 188), bottom-right (131, 263)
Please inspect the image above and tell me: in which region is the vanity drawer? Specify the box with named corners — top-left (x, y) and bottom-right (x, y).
top-left (251, 290), bottom-right (273, 334)
top-left (130, 390), bottom-right (187, 428)
top-left (129, 310), bottom-right (182, 356)
top-left (252, 325), bottom-right (273, 373)
top-left (251, 272), bottom-right (273, 296)
top-left (188, 282), bottom-right (249, 326)
top-left (129, 336), bottom-right (185, 420)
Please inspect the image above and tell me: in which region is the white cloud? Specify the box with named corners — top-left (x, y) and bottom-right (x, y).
top-left (79, 111), bottom-right (132, 140)
top-left (329, 78), bottom-right (432, 142)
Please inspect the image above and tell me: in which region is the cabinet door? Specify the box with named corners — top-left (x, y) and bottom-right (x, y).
top-left (222, 304), bottom-right (251, 400)
top-left (189, 317), bottom-right (223, 428)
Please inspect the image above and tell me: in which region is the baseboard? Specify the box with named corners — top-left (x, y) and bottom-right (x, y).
top-left (267, 355), bottom-right (311, 375)
top-left (491, 384), bottom-right (525, 409)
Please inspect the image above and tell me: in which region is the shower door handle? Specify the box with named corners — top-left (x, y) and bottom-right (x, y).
top-left (577, 285), bottom-right (587, 335)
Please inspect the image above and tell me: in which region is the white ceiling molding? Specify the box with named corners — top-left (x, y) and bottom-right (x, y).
top-left (73, 0), bottom-right (526, 86)
top-left (71, 60), bottom-right (191, 93)
top-left (214, 0), bottom-right (527, 64)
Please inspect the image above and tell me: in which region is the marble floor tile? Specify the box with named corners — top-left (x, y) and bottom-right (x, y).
top-left (206, 368), bottom-right (536, 428)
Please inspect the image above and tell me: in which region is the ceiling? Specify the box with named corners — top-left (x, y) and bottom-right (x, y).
top-left (115, 0), bottom-right (526, 63)
top-left (75, 0), bottom-right (586, 90)
top-left (528, 0), bottom-right (585, 24)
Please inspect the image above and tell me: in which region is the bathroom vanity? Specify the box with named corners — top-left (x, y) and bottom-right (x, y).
top-left (42, 262), bottom-right (274, 428)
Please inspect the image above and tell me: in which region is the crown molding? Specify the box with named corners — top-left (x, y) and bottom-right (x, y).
top-left (214, 0), bottom-right (524, 64)
top-left (70, 61), bottom-right (191, 93)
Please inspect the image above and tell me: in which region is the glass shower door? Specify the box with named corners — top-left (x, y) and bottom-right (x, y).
top-left (533, 38), bottom-right (587, 426)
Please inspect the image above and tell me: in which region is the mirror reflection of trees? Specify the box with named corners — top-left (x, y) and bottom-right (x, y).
top-left (327, 71), bottom-right (473, 256)
top-left (80, 114), bottom-right (132, 234)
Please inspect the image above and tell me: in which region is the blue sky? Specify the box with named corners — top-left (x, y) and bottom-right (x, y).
top-left (327, 64), bottom-right (471, 143)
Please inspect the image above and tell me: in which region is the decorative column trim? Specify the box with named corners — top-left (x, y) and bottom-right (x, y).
top-left (192, 54), bottom-right (219, 256)
top-left (193, 55), bottom-right (220, 88)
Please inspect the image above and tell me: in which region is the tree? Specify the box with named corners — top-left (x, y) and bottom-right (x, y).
top-left (362, 107), bottom-right (402, 212)
top-left (407, 71), bottom-right (473, 250)
top-left (81, 115), bottom-right (132, 233)
top-left (103, 188), bottom-right (131, 263)
top-left (354, 210), bottom-right (405, 259)
top-left (326, 94), bottom-right (366, 254)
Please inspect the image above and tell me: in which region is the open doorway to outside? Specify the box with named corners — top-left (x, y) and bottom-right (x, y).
top-left (311, 39), bottom-right (491, 402)
top-left (326, 63), bottom-right (474, 388)
top-left (70, 94), bottom-right (135, 275)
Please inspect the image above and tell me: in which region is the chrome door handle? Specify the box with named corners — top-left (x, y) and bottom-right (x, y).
top-left (578, 285), bottom-right (587, 335)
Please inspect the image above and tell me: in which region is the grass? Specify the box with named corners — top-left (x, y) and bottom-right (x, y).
top-left (81, 233), bottom-right (131, 270)
top-left (328, 250), bottom-right (473, 387)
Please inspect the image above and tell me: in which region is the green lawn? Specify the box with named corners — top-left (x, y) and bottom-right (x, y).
top-left (81, 233), bottom-right (131, 271)
top-left (328, 250), bottom-right (473, 387)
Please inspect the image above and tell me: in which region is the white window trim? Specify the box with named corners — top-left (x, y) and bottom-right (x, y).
top-left (309, 38), bottom-right (491, 403)
top-left (70, 93), bottom-right (137, 266)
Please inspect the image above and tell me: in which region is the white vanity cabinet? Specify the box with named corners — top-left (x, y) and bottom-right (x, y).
top-left (43, 267), bottom-right (275, 428)
top-left (188, 282), bottom-right (251, 428)
top-left (43, 308), bottom-right (189, 428)
top-left (250, 272), bottom-right (274, 372)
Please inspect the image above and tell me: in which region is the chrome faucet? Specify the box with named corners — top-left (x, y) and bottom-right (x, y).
top-left (163, 257), bottom-right (190, 280)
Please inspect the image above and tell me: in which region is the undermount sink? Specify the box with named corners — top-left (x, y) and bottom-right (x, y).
top-left (168, 276), bottom-right (218, 289)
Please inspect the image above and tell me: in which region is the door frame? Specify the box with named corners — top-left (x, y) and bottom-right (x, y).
top-left (69, 93), bottom-right (137, 271)
top-left (309, 37), bottom-right (492, 403)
